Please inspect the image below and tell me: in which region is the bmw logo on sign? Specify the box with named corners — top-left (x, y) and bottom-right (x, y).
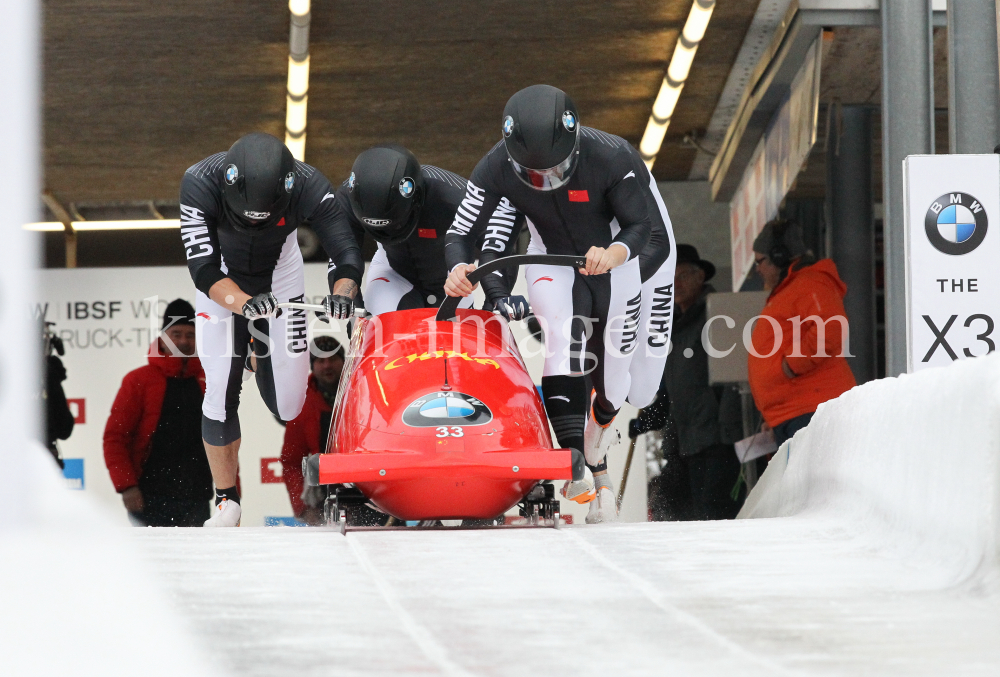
top-left (402, 391), bottom-right (493, 427)
top-left (503, 115), bottom-right (514, 138)
top-left (925, 192), bottom-right (988, 255)
top-left (225, 164), bottom-right (239, 185)
top-left (399, 177), bottom-right (415, 198)
top-left (284, 172), bottom-right (295, 193)
top-left (562, 110), bottom-right (577, 132)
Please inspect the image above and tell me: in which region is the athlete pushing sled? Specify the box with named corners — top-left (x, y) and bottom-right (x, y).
top-left (180, 132), bottom-right (362, 526)
top-left (445, 85), bottom-right (677, 523)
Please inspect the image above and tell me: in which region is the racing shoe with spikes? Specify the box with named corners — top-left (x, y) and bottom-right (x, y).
top-left (586, 474), bottom-right (619, 524)
top-left (204, 497), bottom-right (242, 527)
top-left (560, 465), bottom-right (596, 505)
top-left (583, 391), bottom-right (620, 466)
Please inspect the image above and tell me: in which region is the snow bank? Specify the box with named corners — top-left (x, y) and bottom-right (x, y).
top-left (740, 354), bottom-right (1000, 588)
top-left (0, 447), bottom-right (216, 677)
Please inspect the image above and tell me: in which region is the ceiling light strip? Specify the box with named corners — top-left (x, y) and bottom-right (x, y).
top-left (285, 0), bottom-right (311, 161)
top-left (23, 220), bottom-right (181, 231)
top-left (639, 0), bottom-right (716, 170)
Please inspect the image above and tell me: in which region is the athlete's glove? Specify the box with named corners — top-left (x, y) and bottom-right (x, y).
top-left (242, 292), bottom-right (279, 319)
top-left (319, 294), bottom-right (354, 322)
top-left (493, 295), bottom-right (530, 321)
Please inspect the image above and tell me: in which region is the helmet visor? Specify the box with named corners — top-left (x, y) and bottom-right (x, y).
top-left (508, 138), bottom-right (579, 192)
top-left (361, 202), bottom-right (421, 246)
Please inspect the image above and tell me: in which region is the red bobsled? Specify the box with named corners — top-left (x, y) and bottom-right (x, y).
top-left (316, 304), bottom-right (575, 521)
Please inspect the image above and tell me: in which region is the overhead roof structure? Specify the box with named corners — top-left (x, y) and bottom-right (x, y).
top-left (42, 0), bottom-right (762, 208)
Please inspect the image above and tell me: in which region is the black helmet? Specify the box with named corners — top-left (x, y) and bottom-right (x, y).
top-left (222, 133), bottom-right (296, 232)
top-left (347, 145), bottom-right (425, 245)
top-left (502, 85), bottom-right (580, 191)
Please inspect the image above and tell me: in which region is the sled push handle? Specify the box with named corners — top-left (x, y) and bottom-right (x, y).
top-left (277, 301), bottom-right (327, 313)
top-left (435, 254), bottom-right (587, 322)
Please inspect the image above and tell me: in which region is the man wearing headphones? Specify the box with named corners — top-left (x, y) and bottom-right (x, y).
top-left (329, 145), bottom-right (521, 315)
top-left (748, 219), bottom-right (856, 447)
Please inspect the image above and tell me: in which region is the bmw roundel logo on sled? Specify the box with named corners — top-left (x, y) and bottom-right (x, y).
top-left (503, 115), bottom-right (514, 138)
top-left (225, 164), bottom-right (239, 185)
top-left (562, 110), bottom-right (577, 132)
top-left (403, 391), bottom-right (493, 427)
top-left (399, 177), bottom-right (415, 198)
top-left (284, 172), bottom-right (295, 193)
top-left (925, 192), bottom-right (988, 255)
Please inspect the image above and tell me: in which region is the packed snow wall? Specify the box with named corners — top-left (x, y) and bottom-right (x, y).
top-left (740, 354), bottom-right (1000, 588)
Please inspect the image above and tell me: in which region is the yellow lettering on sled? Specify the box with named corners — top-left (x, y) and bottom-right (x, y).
top-left (383, 351), bottom-right (499, 371)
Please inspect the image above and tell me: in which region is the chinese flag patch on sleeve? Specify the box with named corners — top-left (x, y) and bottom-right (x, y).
top-left (567, 190), bottom-right (589, 202)
top-left (418, 228), bottom-right (437, 238)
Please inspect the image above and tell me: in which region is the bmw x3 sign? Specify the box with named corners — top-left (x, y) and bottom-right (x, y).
top-left (904, 154), bottom-right (1000, 372)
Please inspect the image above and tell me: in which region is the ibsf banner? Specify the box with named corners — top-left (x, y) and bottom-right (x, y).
top-left (904, 154), bottom-right (999, 372)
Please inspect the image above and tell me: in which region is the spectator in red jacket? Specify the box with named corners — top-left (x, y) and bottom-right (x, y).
top-left (749, 220), bottom-right (857, 446)
top-left (103, 299), bottom-right (213, 526)
top-left (281, 335), bottom-right (344, 524)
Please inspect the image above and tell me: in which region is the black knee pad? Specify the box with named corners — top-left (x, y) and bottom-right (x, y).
top-left (541, 375), bottom-right (588, 450)
top-left (202, 413), bottom-right (241, 446)
top-left (587, 458), bottom-right (608, 474)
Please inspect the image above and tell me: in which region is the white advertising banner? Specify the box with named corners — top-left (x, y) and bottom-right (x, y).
top-left (40, 264), bottom-right (348, 527)
top-left (904, 154), bottom-right (1000, 373)
top-left (729, 36), bottom-right (821, 291)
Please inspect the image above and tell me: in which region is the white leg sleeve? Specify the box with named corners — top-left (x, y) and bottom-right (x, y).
top-left (195, 291), bottom-right (235, 423)
top-left (627, 176), bottom-right (678, 408)
top-left (526, 264), bottom-right (577, 377)
top-left (364, 246), bottom-right (414, 315)
top-left (627, 260), bottom-right (675, 407)
top-left (600, 257), bottom-right (642, 410)
top-left (265, 233), bottom-right (310, 421)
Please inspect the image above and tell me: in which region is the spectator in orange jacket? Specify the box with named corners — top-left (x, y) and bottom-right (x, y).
top-left (749, 220), bottom-right (857, 446)
top-left (103, 299), bottom-right (213, 526)
top-left (281, 335), bottom-right (344, 524)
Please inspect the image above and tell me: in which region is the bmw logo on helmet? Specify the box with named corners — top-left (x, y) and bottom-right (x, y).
top-left (284, 172), bottom-right (295, 193)
top-left (562, 110), bottom-right (577, 132)
top-left (225, 164), bottom-right (239, 185)
top-left (399, 177), bottom-right (415, 198)
top-left (348, 172), bottom-right (356, 191)
top-left (503, 115), bottom-right (514, 138)
top-left (924, 192), bottom-right (989, 255)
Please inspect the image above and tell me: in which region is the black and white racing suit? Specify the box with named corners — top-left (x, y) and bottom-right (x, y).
top-left (180, 153), bottom-right (363, 445)
top-left (444, 127), bottom-right (676, 459)
top-left (331, 165), bottom-right (520, 314)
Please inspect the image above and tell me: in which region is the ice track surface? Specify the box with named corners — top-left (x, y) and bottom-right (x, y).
top-left (132, 516), bottom-right (1000, 677)
top-left (130, 354), bottom-right (1000, 676)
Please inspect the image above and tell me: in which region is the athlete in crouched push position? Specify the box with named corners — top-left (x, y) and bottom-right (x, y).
top-left (330, 144), bottom-right (520, 314)
top-left (445, 85), bottom-right (677, 523)
top-left (180, 132), bottom-right (362, 526)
